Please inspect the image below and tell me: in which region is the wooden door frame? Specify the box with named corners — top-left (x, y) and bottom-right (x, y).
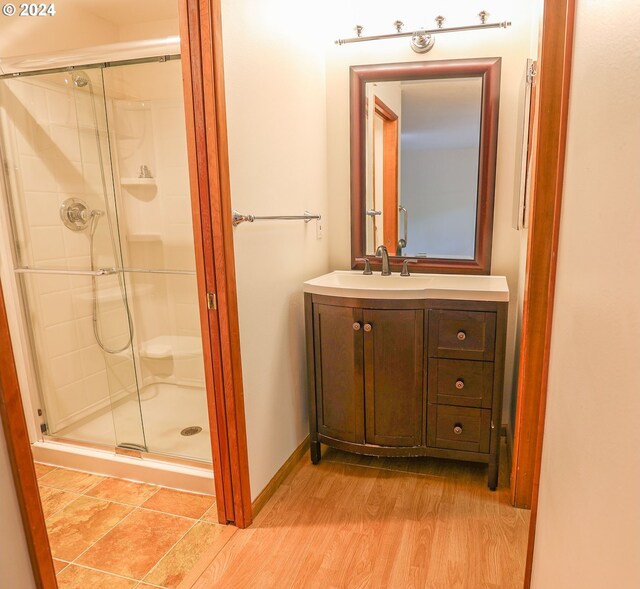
top-left (178, 0), bottom-right (252, 529)
top-left (0, 0), bottom-right (574, 586)
top-left (0, 284), bottom-right (56, 588)
top-left (513, 0), bottom-right (576, 586)
top-left (372, 96), bottom-right (399, 252)
top-left (0, 0), bottom-right (252, 584)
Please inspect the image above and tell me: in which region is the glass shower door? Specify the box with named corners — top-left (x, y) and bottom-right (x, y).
top-left (102, 59), bottom-right (211, 462)
top-left (0, 69), bottom-right (147, 451)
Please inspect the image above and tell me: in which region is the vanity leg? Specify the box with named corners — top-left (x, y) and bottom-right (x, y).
top-left (488, 458), bottom-right (498, 491)
top-left (310, 440), bottom-right (321, 464)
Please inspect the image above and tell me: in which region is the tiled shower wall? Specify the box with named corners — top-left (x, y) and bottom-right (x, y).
top-left (106, 59), bottom-right (204, 389)
top-left (0, 59), bottom-right (204, 442)
top-left (0, 74), bottom-right (137, 438)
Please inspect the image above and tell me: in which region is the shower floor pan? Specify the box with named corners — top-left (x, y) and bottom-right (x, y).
top-left (32, 383), bottom-right (213, 494)
top-left (59, 383), bottom-right (212, 462)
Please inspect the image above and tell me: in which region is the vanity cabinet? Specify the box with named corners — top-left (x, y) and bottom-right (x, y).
top-left (305, 293), bottom-right (507, 490)
top-left (312, 303), bottom-right (423, 449)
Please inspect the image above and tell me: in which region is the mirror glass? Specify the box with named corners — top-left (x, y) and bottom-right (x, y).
top-left (351, 58), bottom-right (500, 274)
top-left (365, 77), bottom-right (483, 259)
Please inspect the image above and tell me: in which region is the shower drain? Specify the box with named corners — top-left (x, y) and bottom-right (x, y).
top-left (181, 426), bottom-right (203, 436)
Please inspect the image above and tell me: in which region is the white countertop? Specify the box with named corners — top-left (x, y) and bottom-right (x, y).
top-left (303, 271), bottom-right (509, 302)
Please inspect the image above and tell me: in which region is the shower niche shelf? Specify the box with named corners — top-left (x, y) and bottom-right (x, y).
top-left (120, 178), bottom-right (157, 187)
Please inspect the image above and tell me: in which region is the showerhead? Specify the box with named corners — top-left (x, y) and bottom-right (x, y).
top-left (72, 74), bottom-right (89, 88)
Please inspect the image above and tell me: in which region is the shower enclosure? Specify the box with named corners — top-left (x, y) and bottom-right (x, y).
top-left (0, 54), bottom-right (211, 464)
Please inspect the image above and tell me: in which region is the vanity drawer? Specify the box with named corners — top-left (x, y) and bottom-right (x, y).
top-left (427, 405), bottom-right (491, 453)
top-left (428, 310), bottom-right (496, 361)
top-left (428, 358), bottom-right (493, 408)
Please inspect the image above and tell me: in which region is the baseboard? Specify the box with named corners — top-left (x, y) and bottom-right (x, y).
top-left (251, 435), bottom-right (310, 518)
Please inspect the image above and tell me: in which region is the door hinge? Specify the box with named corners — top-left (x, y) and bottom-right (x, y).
top-left (40, 423), bottom-right (48, 434)
top-left (206, 292), bottom-right (217, 310)
top-left (526, 60), bottom-right (537, 85)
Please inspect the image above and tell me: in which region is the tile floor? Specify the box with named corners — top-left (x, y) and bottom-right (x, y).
top-left (34, 462), bottom-right (225, 589)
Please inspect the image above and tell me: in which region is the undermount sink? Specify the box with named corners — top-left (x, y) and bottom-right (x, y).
top-left (303, 271), bottom-right (509, 302)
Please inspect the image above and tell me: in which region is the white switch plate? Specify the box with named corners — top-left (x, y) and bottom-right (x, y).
top-left (316, 219), bottom-right (323, 240)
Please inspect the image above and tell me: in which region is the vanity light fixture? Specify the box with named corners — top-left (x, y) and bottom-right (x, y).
top-left (336, 11), bottom-right (511, 54)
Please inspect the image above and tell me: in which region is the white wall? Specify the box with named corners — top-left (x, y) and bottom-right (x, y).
top-left (0, 431), bottom-right (36, 589)
top-left (221, 0), bottom-right (330, 499)
top-left (0, 0), bottom-right (177, 61)
top-left (326, 0), bottom-right (537, 422)
top-left (531, 1), bottom-right (640, 587)
top-left (0, 7), bottom-right (117, 59)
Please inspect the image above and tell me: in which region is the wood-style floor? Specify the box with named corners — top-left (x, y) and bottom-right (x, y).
top-left (186, 440), bottom-right (530, 589)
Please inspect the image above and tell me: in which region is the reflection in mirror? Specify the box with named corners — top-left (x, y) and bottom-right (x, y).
top-left (366, 77), bottom-right (482, 259)
top-left (352, 58), bottom-right (501, 274)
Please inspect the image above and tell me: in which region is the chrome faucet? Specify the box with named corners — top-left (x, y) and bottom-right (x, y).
top-left (376, 245), bottom-right (391, 276)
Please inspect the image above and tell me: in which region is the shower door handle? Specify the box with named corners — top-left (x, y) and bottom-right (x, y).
top-left (398, 205), bottom-right (408, 246)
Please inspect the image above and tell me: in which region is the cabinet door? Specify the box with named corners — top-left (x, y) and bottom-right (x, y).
top-left (363, 309), bottom-right (424, 447)
top-left (314, 304), bottom-right (364, 444)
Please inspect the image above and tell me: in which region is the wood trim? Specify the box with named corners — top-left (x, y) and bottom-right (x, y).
top-left (251, 436), bottom-right (310, 518)
top-left (350, 58), bottom-right (501, 275)
top-left (179, 0), bottom-right (252, 528)
top-left (373, 97), bottom-right (399, 252)
top-left (516, 0), bottom-right (577, 586)
top-left (178, 0), bottom-right (231, 524)
top-left (373, 95), bottom-right (398, 122)
top-left (0, 282), bottom-right (56, 589)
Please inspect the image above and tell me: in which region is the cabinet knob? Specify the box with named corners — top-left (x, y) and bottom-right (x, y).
top-left (352, 322), bottom-right (361, 331)
top-left (457, 330), bottom-right (466, 341)
top-left (453, 424), bottom-right (463, 435)
top-left (455, 379), bottom-right (465, 390)
top-left (364, 323), bottom-right (373, 332)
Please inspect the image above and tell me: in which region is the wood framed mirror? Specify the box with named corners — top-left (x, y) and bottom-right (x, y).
top-left (350, 57), bottom-right (501, 274)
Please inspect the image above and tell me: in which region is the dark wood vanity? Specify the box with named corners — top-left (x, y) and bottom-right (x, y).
top-left (304, 291), bottom-right (507, 490)
top-left (306, 56), bottom-right (507, 490)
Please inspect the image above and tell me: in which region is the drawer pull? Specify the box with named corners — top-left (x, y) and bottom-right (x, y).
top-left (453, 424), bottom-right (463, 435)
top-left (352, 322), bottom-right (361, 331)
top-left (457, 330), bottom-right (466, 341)
top-left (364, 323), bottom-right (373, 332)
top-left (455, 379), bottom-right (465, 390)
